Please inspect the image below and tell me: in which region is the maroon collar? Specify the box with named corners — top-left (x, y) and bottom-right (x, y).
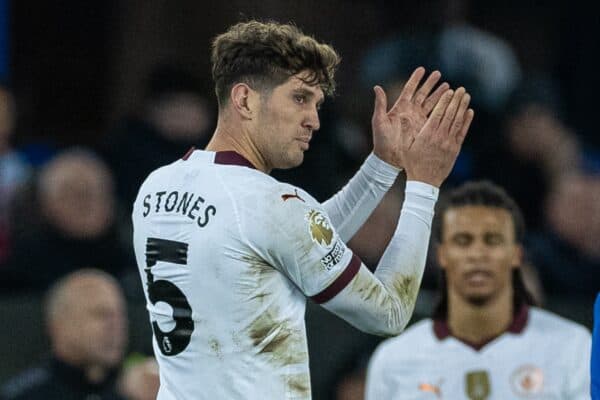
top-left (433, 304), bottom-right (529, 351)
top-left (181, 147), bottom-right (257, 170)
top-left (182, 146), bottom-right (196, 160)
top-left (214, 151), bottom-right (257, 169)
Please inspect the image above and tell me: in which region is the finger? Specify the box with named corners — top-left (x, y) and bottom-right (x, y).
top-left (413, 70), bottom-right (441, 105)
top-left (395, 67), bottom-right (426, 104)
top-left (372, 85), bottom-right (388, 124)
top-left (422, 82), bottom-right (450, 115)
top-left (450, 92), bottom-right (471, 137)
top-left (438, 87), bottom-right (466, 135)
top-left (456, 109), bottom-right (475, 145)
top-left (423, 89), bottom-right (453, 131)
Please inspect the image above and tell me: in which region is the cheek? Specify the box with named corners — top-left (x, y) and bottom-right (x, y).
top-left (494, 248), bottom-right (519, 268)
top-left (439, 258), bottom-right (464, 284)
top-left (269, 108), bottom-right (297, 132)
top-left (257, 113), bottom-right (283, 146)
top-left (439, 249), bottom-right (464, 271)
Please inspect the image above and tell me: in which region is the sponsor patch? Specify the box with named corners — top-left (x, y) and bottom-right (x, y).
top-left (465, 370), bottom-right (490, 400)
top-left (510, 364), bottom-right (544, 397)
top-left (320, 240), bottom-right (345, 270)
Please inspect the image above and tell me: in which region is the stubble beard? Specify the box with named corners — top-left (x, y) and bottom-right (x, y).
top-left (462, 286), bottom-right (500, 307)
top-left (465, 294), bottom-right (491, 307)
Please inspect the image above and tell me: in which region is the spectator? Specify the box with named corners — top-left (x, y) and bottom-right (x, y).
top-left (361, 2), bottom-right (521, 114)
top-left (100, 63), bottom-right (214, 207)
top-left (469, 76), bottom-right (600, 299)
top-left (358, 23), bottom-right (521, 190)
top-left (477, 75), bottom-right (580, 232)
top-left (366, 181), bottom-right (591, 399)
top-left (526, 173), bottom-right (600, 297)
top-left (2, 148), bottom-right (134, 292)
top-left (0, 269), bottom-right (128, 399)
top-left (0, 84), bottom-right (30, 264)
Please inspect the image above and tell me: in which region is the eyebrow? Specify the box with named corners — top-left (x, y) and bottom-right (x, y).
top-left (450, 232), bottom-right (472, 240)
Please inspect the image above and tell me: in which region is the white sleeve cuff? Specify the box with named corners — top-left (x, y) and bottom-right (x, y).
top-left (401, 181), bottom-right (439, 227)
top-left (405, 180), bottom-right (439, 200)
top-left (364, 153), bottom-right (402, 186)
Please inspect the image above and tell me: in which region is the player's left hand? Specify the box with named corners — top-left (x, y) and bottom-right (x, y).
top-left (371, 67), bottom-right (449, 169)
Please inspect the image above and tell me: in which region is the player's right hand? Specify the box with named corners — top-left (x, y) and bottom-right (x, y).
top-left (371, 67), bottom-right (449, 169)
top-left (403, 87), bottom-right (474, 187)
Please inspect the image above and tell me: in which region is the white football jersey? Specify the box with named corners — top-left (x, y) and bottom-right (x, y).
top-left (132, 150), bottom-right (360, 400)
top-left (366, 306), bottom-right (591, 400)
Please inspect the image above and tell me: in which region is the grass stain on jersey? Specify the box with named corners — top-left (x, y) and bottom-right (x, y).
top-left (246, 309), bottom-right (310, 397)
top-left (350, 267), bottom-right (391, 307)
top-left (237, 255), bottom-right (310, 397)
top-left (208, 337), bottom-right (223, 360)
top-left (351, 271), bottom-right (384, 303)
top-left (286, 373), bottom-right (311, 398)
top-left (349, 268), bottom-right (420, 336)
top-left (247, 310), bottom-right (306, 365)
top-left (237, 255), bottom-right (277, 304)
top-left (392, 274), bottom-right (417, 301)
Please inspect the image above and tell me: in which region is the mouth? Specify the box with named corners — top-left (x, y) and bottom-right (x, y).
top-left (296, 137), bottom-right (311, 151)
top-left (464, 269), bottom-right (493, 285)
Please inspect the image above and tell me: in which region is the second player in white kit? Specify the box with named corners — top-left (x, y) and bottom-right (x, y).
top-left (366, 307), bottom-right (591, 399)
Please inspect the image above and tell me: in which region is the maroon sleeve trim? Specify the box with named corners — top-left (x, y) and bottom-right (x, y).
top-left (311, 253), bottom-right (362, 304)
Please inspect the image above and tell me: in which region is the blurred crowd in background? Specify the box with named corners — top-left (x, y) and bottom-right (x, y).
top-left (0, 1), bottom-right (598, 399)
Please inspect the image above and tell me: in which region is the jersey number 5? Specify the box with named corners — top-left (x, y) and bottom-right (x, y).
top-left (145, 237), bottom-right (194, 356)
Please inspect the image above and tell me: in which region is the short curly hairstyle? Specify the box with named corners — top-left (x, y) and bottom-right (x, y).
top-left (211, 20), bottom-right (340, 107)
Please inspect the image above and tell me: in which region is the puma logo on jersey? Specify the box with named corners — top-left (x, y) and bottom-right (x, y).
top-left (281, 189), bottom-right (305, 202)
top-left (418, 381), bottom-right (442, 398)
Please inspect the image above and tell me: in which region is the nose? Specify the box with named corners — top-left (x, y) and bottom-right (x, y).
top-left (303, 108), bottom-right (320, 132)
top-left (466, 240), bottom-right (489, 261)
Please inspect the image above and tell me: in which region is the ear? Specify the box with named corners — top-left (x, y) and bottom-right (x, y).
top-left (230, 83), bottom-right (257, 120)
top-left (511, 244), bottom-right (524, 270)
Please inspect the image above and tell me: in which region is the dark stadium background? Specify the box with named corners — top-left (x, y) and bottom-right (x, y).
top-left (1, 1), bottom-right (597, 399)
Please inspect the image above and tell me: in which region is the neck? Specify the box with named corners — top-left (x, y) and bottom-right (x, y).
top-left (447, 288), bottom-right (513, 344)
top-left (206, 117), bottom-right (270, 173)
top-left (54, 346), bottom-right (109, 384)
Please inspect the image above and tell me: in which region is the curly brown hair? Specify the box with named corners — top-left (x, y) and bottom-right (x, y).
top-left (211, 20), bottom-right (340, 107)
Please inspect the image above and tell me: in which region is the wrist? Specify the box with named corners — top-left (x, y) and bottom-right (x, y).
top-left (368, 152), bottom-right (402, 173)
top-left (372, 149), bottom-right (403, 170)
top-left (405, 173), bottom-right (442, 188)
